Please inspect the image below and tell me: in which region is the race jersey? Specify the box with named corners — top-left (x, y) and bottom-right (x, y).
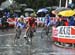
top-left (28, 17), bottom-right (36, 28)
top-left (16, 21), bottom-right (25, 29)
top-left (45, 15), bottom-right (51, 27)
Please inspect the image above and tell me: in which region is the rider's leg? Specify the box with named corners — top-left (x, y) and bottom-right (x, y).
top-left (6, 22), bottom-right (9, 31)
top-left (24, 26), bottom-right (29, 38)
top-left (2, 23), bottom-right (5, 32)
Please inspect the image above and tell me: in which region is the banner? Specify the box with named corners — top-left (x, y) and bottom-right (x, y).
top-left (52, 26), bottom-right (75, 38)
top-left (52, 26), bottom-right (58, 37)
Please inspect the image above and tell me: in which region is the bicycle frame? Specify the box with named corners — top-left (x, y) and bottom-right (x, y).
top-left (26, 27), bottom-right (33, 44)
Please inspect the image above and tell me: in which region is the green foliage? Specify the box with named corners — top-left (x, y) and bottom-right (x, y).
top-left (15, 0), bottom-right (75, 9)
top-left (0, 0), bottom-right (6, 5)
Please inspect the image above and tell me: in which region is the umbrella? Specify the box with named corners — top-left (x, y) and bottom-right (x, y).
top-left (0, 8), bottom-right (4, 11)
top-left (14, 10), bottom-right (21, 12)
top-left (19, 4), bottom-right (27, 7)
top-left (24, 8), bottom-right (34, 12)
top-left (30, 13), bottom-right (37, 17)
top-left (55, 7), bottom-right (70, 14)
top-left (56, 7), bottom-right (70, 11)
top-left (37, 8), bottom-right (48, 14)
top-left (46, 7), bottom-right (52, 11)
top-left (74, 9), bottom-right (75, 14)
top-left (58, 10), bottom-right (75, 17)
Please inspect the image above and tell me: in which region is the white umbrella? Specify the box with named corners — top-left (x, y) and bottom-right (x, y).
top-left (24, 8), bottom-right (34, 12)
top-left (14, 10), bottom-right (21, 12)
top-left (19, 4), bottom-right (27, 7)
top-left (37, 8), bottom-right (48, 14)
top-left (55, 7), bottom-right (70, 11)
top-left (52, 7), bottom-right (70, 15)
top-left (0, 8), bottom-right (4, 11)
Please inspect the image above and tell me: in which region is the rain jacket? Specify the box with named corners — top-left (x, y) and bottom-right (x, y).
top-left (69, 17), bottom-right (75, 26)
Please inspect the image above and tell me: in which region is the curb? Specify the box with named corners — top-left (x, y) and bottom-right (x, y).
top-left (54, 41), bottom-right (75, 49)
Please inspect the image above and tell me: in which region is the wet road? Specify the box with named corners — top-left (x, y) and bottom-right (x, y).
top-left (0, 28), bottom-right (75, 55)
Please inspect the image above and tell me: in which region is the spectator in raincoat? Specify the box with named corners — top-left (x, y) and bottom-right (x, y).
top-left (62, 17), bottom-right (69, 26)
top-left (68, 16), bottom-right (75, 26)
top-left (4, 12), bottom-right (10, 18)
top-left (56, 15), bottom-right (65, 27)
top-left (1, 16), bottom-right (9, 31)
top-left (64, 19), bottom-right (69, 26)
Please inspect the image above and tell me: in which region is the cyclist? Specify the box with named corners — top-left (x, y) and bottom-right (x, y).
top-left (15, 15), bottom-right (26, 39)
top-left (24, 13), bottom-right (37, 38)
top-left (44, 14), bottom-right (51, 28)
top-left (44, 14), bottom-right (51, 35)
top-left (16, 15), bottom-right (26, 29)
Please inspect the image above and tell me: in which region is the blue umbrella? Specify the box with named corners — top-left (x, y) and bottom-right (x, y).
top-left (37, 8), bottom-right (48, 14)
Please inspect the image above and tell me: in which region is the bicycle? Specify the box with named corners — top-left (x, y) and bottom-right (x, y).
top-left (24, 27), bottom-right (34, 44)
top-left (41, 25), bottom-right (52, 39)
top-left (14, 26), bottom-right (22, 44)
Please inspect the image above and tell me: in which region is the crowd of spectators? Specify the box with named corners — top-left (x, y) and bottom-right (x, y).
top-left (55, 15), bottom-right (75, 27)
top-left (0, 8), bottom-right (75, 28)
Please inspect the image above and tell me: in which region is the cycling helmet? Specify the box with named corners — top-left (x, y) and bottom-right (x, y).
top-left (20, 15), bottom-right (24, 18)
top-left (3, 16), bottom-right (6, 18)
top-left (30, 13), bottom-right (37, 17)
top-left (17, 15), bottom-right (24, 21)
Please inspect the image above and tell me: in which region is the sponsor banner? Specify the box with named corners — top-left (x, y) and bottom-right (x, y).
top-left (0, 18), bottom-right (17, 27)
top-left (52, 26), bottom-right (75, 38)
top-left (52, 26), bottom-right (58, 37)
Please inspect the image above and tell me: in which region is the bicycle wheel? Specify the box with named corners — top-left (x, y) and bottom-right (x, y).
top-left (16, 33), bottom-right (20, 39)
top-left (30, 30), bottom-right (33, 44)
top-left (47, 26), bottom-right (52, 37)
top-left (14, 28), bottom-right (21, 44)
top-left (41, 28), bottom-right (46, 38)
top-left (14, 32), bottom-right (20, 43)
top-left (26, 28), bottom-right (33, 44)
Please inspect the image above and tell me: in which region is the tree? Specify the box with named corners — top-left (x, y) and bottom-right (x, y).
top-left (15, 0), bottom-right (75, 9)
top-left (0, 0), bottom-right (6, 5)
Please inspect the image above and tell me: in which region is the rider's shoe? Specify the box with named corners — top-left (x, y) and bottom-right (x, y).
top-left (24, 32), bottom-right (27, 38)
top-left (24, 34), bottom-right (27, 38)
top-left (28, 38), bottom-right (31, 42)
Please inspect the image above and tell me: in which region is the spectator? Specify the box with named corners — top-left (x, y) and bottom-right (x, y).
top-left (1, 16), bottom-right (9, 31)
top-left (62, 17), bottom-right (69, 26)
top-left (64, 19), bottom-right (69, 26)
top-left (68, 16), bottom-right (75, 26)
top-left (1, 16), bottom-right (7, 23)
top-left (13, 13), bottom-right (18, 18)
top-left (56, 15), bottom-right (65, 27)
top-left (4, 12), bottom-right (10, 18)
top-left (56, 18), bottom-right (65, 27)
top-left (73, 15), bottom-right (75, 26)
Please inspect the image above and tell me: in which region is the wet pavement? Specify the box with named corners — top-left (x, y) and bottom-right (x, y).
top-left (0, 28), bottom-right (75, 55)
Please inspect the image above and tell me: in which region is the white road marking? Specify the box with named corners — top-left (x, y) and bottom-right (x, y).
top-left (0, 46), bottom-right (14, 48)
top-left (0, 33), bottom-right (15, 36)
top-left (6, 44), bottom-right (11, 47)
top-left (14, 44), bottom-right (17, 46)
top-left (0, 44), bottom-right (25, 48)
top-left (16, 51), bottom-right (21, 53)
